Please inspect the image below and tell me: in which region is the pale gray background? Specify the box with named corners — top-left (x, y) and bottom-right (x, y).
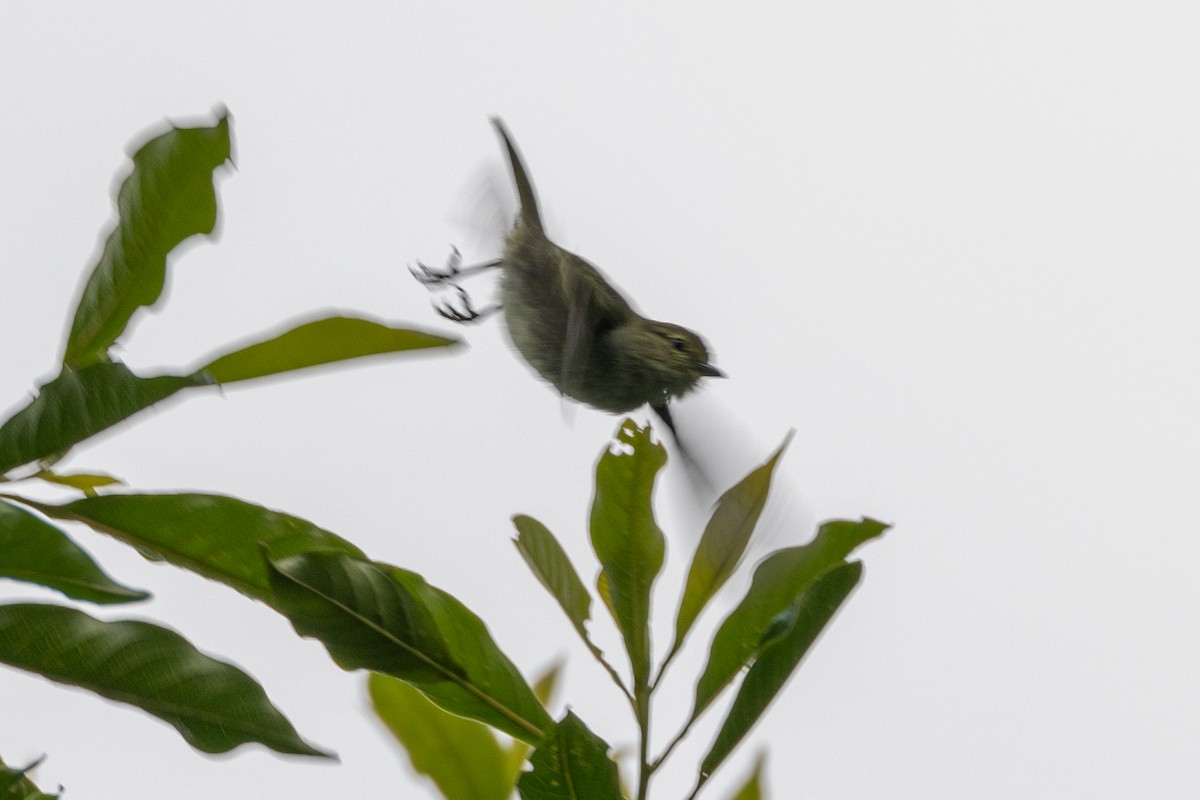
top-left (2, 2), bottom-right (1198, 798)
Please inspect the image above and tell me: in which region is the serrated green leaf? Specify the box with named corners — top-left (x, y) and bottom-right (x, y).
top-left (0, 755), bottom-right (60, 800)
top-left (692, 518), bottom-right (888, 719)
top-left (64, 114), bottom-right (232, 367)
top-left (200, 315), bottom-right (460, 384)
top-left (0, 499), bottom-right (148, 604)
top-left (513, 515), bottom-right (592, 640)
top-left (700, 562), bottom-right (862, 782)
top-left (672, 433), bottom-right (792, 658)
top-left (21, 493), bottom-right (364, 604)
top-left (0, 603), bottom-right (331, 757)
top-left (369, 672), bottom-right (510, 800)
top-left (589, 419), bottom-right (666, 687)
top-left (0, 362), bottom-right (210, 475)
top-left (268, 552), bottom-right (551, 744)
top-left (516, 712), bottom-right (622, 800)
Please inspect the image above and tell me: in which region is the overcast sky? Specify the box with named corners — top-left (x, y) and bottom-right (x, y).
top-left (3, 3), bottom-right (1198, 799)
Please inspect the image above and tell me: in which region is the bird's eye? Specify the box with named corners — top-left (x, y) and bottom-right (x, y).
top-left (670, 337), bottom-right (687, 352)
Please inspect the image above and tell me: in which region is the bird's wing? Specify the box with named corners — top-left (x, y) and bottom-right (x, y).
top-left (559, 253), bottom-right (596, 399)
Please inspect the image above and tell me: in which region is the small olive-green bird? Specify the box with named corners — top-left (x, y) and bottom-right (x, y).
top-left (414, 117), bottom-right (722, 439)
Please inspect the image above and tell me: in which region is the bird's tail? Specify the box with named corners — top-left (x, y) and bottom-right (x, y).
top-left (491, 117), bottom-right (544, 235)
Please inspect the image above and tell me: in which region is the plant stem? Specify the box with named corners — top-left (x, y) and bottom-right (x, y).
top-left (634, 681), bottom-right (652, 800)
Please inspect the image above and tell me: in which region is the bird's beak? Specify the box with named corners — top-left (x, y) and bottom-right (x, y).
top-left (697, 363), bottom-right (725, 378)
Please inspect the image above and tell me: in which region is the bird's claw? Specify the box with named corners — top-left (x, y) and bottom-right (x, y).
top-left (409, 245), bottom-right (463, 287)
top-left (434, 285), bottom-right (496, 323)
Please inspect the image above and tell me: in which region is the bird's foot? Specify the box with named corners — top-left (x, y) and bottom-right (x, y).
top-left (410, 246), bottom-right (502, 324)
top-left (434, 285), bottom-right (500, 324)
top-left (409, 246), bottom-right (464, 288)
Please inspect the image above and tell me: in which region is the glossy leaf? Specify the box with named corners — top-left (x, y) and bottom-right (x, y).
top-left (64, 114), bottom-right (232, 367)
top-left (0, 362), bottom-right (209, 475)
top-left (0, 603), bottom-right (330, 757)
top-left (23, 492), bottom-right (363, 604)
top-left (369, 671), bottom-right (509, 800)
top-left (267, 551), bottom-right (453, 679)
top-left (0, 755), bottom-right (59, 800)
top-left (513, 515), bottom-right (592, 640)
top-left (384, 563), bottom-right (554, 744)
top-left (693, 518), bottom-right (889, 718)
top-left (700, 562), bottom-right (862, 782)
top-left (589, 419), bottom-right (666, 687)
top-left (672, 433), bottom-right (792, 657)
top-left (268, 552), bottom-right (550, 744)
top-left (516, 712), bottom-right (622, 800)
top-left (201, 315), bottom-right (460, 384)
top-left (0, 499), bottom-right (148, 604)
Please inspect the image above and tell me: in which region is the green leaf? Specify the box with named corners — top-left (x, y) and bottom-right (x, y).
top-left (0, 362), bottom-right (210, 475)
top-left (266, 551), bottom-right (453, 678)
top-left (0, 603), bottom-right (331, 758)
top-left (200, 315), bottom-right (460, 384)
top-left (32, 469), bottom-right (124, 496)
top-left (64, 114), bottom-right (232, 367)
top-left (725, 752), bottom-right (766, 800)
top-left (384, 563), bottom-right (555, 745)
top-left (0, 499), bottom-right (148, 604)
top-left (516, 712), bottom-right (623, 800)
top-left (700, 562), bottom-right (862, 782)
top-left (0, 755), bottom-right (60, 800)
top-left (513, 515), bottom-right (592, 641)
top-left (589, 419), bottom-right (666, 687)
top-left (268, 552), bottom-right (551, 744)
top-left (21, 492), bottom-right (364, 604)
top-left (693, 518), bottom-right (888, 719)
top-left (672, 433), bottom-right (792, 658)
top-left (531, 660), bottom-right (564, 708)
top-left (505, 661), bottom-right (565, 786)
top-left (369, 672), bottom-right (510, 800)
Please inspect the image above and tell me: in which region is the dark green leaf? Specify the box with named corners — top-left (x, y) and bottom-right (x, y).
top-left (589, 419), bottom-right (666, 687)
top-left (200, 315), bottom-right (460, 384)
top-left (693, 518), bottom-right (888, 718)
top-left (64, 114), bottom-right (232, 367)
top-left (0, 603), bottom-right (331, 757)
top-left (700, 562), bottom-right (862, 781)
top-left (268, 552), bottom-right (551, 744)
top-left (0, 362), bottom-right (209, 475)
top-left (267, 551), bottom-right (453, 680)
top-left (384, 563), bottom-right (555, 744)
top-left (0, 755), bottom-right (60, 800)
top-left (369, 672), bottom-right (510, 800)
top-left (516, 712), bottom-right (623, 800)
top-left (0, 499), bottom-right (148, 604)
top-left (22, 493), bottom-right (363, 603)
top-left (513, 515), bottom-right (592, 640)
top-left (672, 433), bottom-right (791, 657)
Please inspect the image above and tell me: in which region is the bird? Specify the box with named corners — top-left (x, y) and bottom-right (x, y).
top-left (412, 117), bottom-right (722, 444)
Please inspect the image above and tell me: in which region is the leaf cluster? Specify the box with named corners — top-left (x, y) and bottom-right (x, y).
top-left (1, 111), bottom-right (890, 800)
